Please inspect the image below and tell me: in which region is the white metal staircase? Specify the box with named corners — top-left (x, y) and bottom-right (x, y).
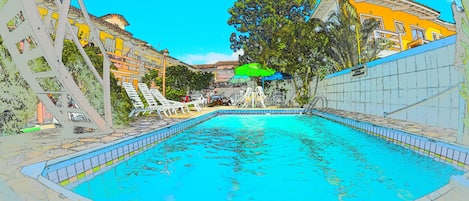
top-left (0, 0), bottom-right (113, 136)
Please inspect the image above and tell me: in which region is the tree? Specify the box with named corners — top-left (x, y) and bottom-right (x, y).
top-left (228, 0), bottom-right (385, 106)
top-left (275, 18), bottom-right (331, 106)
top-left (191, 71), bottom-right (213, 91)
top-left (228, 0), bottom-right (318, 66)
top-left (228, 0), bottom-right (323, 106)
top-left (0, 36), bottom-right (37, 134)
top-left (143, 65), bottom-right (213, 101)
top-left (323, 0), bottom-right (384, 71)
top-left (62, 40), bottom-right (132, 125)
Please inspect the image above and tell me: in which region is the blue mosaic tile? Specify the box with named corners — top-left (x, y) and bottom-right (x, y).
top-left (75, 162), bottom-right (84, 174)
top-left (458, 152), bottom-right (466, 163)
top-left (66, 165), bottom-right (76, 177)
top-left (98, 154), bottom-right (105, 165)
top-left (83, 159), bottom-right (91, 171)
top-left (117, 147), bottom-right (124, 157)
top-left (442, 147), bottom-right (449, 158)
top-left (47, 171), bottom-right (58, 183)
top-left (90, 156), bottom-right (98, 168)
top-left (410, 138), bottom-right (417, 147)
top-left (430, 143), bottom-right (437, 153)
top-left (57, 168), bottom-right (67, 181)
top-left (448, 149), bottom-right (455, 160)
top-left (105, 152), bottom-right (112, 162)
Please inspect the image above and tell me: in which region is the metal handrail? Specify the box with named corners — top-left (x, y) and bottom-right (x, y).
top-left (303, 96), bottom-right (328, 114)
top-left (384, 83), bottom-right (461, 117)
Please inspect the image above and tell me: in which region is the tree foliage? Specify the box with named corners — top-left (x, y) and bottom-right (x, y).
top-left (228, 0), bottom-right (320, 106)
top-left (61, 40), bottom-right (132, 125)
top-left (228, 0), bottom-right (385, 106)
top-left (142, 66), bottom-right (213, 101)
top-left (323, 0), bottom-right (384, 71)
top-left (275, 18), bottom-right (332, 105)
top-left (228, 0), bottom-right (317, 66)
top-left (0, 36), bottom-right (37, 134)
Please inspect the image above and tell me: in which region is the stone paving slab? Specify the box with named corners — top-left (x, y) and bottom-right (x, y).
top-left (319, 108), bottom-right (459, 144)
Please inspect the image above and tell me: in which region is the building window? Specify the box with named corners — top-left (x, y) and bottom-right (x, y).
top-left (394, 21), bottom-right (405, 35)
top-left (104, 38), bottom-right (115, 52)
top-left (411, 26), bottom-right (425, 40)
top-left (432, 32), bottom-right (441, 40)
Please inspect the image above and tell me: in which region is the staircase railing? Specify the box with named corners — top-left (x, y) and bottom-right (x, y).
top-left (0, 0), bottom-right (113, 136)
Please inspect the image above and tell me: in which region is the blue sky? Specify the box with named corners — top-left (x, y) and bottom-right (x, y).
top-left (414, 0), bottom-right (461, 23)
top-left (74, 0), bottom-right (460, 65)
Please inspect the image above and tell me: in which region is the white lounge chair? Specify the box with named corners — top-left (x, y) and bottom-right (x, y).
top-left (138, 83), bottom-right (185, 115)
top-left (122, 82), bottom-right (164, 118)
top-left (150, 88), bottom-right (204, 112)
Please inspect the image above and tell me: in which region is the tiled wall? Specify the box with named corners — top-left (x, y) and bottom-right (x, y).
top-left (40, 109), bottom-right (303, 189)
top-left (312, 110), bottom-right (469, 171)
top-left (316, 35), bottom-right (463, 130)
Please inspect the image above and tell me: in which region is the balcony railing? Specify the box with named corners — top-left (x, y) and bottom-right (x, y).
top-left (372, 29), bottom-right (403, 52)
top-left (107, 51), bottom-right (160, 76)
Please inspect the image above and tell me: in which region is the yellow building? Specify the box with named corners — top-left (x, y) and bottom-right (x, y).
top-left (313, 0), bottom-right (456, 57)
top-left (35, 1), bottom-right (194, 89)
top-left (32, 1), bottom-right (198, 125)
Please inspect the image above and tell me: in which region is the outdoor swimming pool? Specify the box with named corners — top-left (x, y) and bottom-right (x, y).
top-left (72, 114), bottom-right (463, 201)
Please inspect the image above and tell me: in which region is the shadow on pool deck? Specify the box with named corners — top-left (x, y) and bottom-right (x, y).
top-left (0, 106), bottom-right (468, 200)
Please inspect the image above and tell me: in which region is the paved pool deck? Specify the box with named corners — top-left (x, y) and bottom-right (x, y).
top-left (0, 106), bottom-right (468, 200)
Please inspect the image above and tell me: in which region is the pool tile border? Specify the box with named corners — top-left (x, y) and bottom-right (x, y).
top-left (311, 110), bottom-right (469, 171)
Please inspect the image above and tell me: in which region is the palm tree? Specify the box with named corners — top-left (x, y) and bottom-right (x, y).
top-left (324, 0), bottom-right (384, 71)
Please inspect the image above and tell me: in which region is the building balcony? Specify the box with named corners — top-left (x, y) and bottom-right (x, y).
top-left (371, 29), bottom-right (403, 57)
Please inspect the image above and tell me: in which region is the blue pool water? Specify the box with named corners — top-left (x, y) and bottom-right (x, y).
top-left (73, 115), bottom-right (463, 201)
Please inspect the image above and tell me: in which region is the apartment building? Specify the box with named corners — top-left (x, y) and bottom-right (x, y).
top-left (313, 0), bottom-right (456, 57)
top-left (36, 1), bottom-right (194, 88)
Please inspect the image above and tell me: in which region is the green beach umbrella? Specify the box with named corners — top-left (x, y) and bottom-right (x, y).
top-left (234, 63), bottom-right (275, 77)
top-left (234, 63), bottom-right (276, 88)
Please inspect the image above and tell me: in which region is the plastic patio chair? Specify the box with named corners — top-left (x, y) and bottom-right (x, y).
top-left (240, 87), bottom-right (253, 108)
top-left (255, 86), bottom-right (267, 108)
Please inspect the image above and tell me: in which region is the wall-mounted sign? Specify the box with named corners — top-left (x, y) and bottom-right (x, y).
top-left (351, 64), bottom-right (367, 78)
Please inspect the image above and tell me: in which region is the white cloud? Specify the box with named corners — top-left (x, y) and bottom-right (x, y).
top-left (181, 49), bottom-right (244, 65)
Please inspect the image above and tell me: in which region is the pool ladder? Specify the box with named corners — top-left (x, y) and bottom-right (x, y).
top-left (303, 96), bottom-right (328, 115)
